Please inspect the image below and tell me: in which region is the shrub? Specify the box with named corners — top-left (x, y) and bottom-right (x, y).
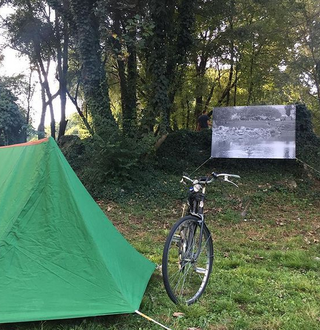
top-left (295, 103), bottom-right (320, 174)
top-left (156, 129), bottom-right (212, 173)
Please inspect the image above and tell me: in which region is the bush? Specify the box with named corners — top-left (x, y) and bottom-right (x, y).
top-left (295, 103), bottom-right (320, 174)
top-left (156, 129), bottom-right (212, 173)
top-left (60, 133), bottom-right (161, 199)
top-left (58, 135), bottom-right (85, 171)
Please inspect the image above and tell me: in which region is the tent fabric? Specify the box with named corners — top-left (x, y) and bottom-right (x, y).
top-left (0, 137), bottom-right (155, 323)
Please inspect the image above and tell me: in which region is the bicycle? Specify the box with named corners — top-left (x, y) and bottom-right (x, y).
top-left (162, 171), bottom-right (240, 305)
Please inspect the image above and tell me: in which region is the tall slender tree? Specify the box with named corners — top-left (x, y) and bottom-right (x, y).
top-left (69, 0), bottom-right (117, 139)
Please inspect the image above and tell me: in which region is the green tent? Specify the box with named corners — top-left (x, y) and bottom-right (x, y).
top-left (0, 137), bottom-right (155, 323)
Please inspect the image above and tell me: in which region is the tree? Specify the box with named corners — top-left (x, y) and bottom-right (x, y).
top-left (51, 0), bottom-right (71, 139)
top-left (140, 0), bottom-right (196, 134)
top-left (0, 80), bottom-right (26, 145)
top-left (69, 0), bottom-right (117, 139)
top-left (286, 0), bottom-right (320, 132)
top-left (185, 0), bottom-right (302, 125)
top-left (2, 0), bottom-right (59, 139)
top-left (2, 0), bottom-right (320, 140)
top-left (102, 0), bottom-right (141, 138)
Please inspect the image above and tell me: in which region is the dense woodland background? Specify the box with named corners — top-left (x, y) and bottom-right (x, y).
top-left (1, 0), bottom-right (320, 196)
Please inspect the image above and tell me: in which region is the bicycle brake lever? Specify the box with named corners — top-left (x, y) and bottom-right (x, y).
top-left (180, 178), bottom-right (186, 184)
top-left (224, 176), bottom-right (239, 187)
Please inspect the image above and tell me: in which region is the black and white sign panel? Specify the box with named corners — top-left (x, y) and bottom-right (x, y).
top-left (211, 105), bottom-right (296, 159)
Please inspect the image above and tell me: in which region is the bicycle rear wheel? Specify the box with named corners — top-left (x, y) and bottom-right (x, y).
top-left (162, 215), bottom-right (214, 305)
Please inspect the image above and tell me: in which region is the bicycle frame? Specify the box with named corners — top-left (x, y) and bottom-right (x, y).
top-left (186, 185), bottom-right (208, 262)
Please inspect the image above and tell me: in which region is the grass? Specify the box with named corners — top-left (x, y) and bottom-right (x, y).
top-left (1, 166), bottom-right (320, 330)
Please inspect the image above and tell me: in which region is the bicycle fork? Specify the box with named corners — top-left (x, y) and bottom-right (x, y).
top-left (180, 216), bottom-right (205, 266)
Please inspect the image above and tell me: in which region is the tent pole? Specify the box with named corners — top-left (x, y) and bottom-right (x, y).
top-left (135, 310), bottom-right (172, 330)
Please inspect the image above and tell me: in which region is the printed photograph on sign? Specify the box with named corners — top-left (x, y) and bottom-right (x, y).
top-left (211, 105), bottom-right (296, 159)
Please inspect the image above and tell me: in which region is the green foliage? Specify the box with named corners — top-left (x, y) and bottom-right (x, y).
top-left (69, 0), bottom-right (117, 138)
top-left (60, 132), bottom-right (160, 199)
top-left (5, 8), bottom-right (55, 63)
top-left (64, 113), bottom-right (91, 138)
top-left (3, 0), bottom-right (320, 139)
top-left (296, 103), bottom-right (320, 174)
top-left (156, 129), bottom-right (212, 172)
top-left (141, 0), bottom-right (197, 134)
top-left (2, 0), bottom-right (320, 140)
top-left (0, 81), bottom-right (26, 145)
top-left (57, 134), bottom-right (85, 170)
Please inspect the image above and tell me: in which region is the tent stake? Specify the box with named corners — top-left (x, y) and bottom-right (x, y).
top-left (135, 310), bottom-right (172, 330)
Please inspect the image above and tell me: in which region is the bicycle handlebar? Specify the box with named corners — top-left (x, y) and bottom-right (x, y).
top-left (181, 172), bottom-right (240, 187)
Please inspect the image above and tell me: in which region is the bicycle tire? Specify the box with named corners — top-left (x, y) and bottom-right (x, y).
top-left (162, 215), bottom-right (214, 305)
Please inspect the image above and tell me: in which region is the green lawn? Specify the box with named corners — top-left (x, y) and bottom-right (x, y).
top-left (1, 167), bottom-right (320, 330)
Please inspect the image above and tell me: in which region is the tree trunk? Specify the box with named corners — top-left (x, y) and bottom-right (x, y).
top-left (70, 0), bottom-right (117, 139)
top-left (226, 0), bottom-right (235, 106)
top-left (56, 9), bottom-right (69, 139)
top-left (124, 29), bottom-right (138, 137)
top-left (34, 51), bottom-right (56, 139)
top-left (186, 99), bottom-right (191, 129)
top-left (194, 41), bottom-right (208, 120)
top-left (66, 88), bottom-right (94, 136)
top-left (24, 0), bottom-right (56, 139)
top-left (112, 9), bottom-right (137, 137)
top-left (247, 45), bottom-right (255, 105)
top-left (37, 74), bottom-right (47, 139)
top-left (24, 67), bottom-right (33, 142)
top-left (149, 0), bottom-right (171, 135)
top-left (315, 61), bottom-right (320, 112)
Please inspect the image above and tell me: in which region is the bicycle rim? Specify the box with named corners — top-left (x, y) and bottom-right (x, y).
top-left (162, 216), bottom-right (214, 305)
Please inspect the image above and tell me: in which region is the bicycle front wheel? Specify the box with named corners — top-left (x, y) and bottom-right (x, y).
top-left (162, 216), bottom-right (214, 305)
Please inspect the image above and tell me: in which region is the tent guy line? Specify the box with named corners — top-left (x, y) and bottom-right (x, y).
top-left (135, 310), bottom-right (172, 330)
top-left (296, 158), bottom-right (320, 176)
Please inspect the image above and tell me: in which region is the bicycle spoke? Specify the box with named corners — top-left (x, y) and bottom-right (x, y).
top-left (162, 216), bottom-right (214, 304)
